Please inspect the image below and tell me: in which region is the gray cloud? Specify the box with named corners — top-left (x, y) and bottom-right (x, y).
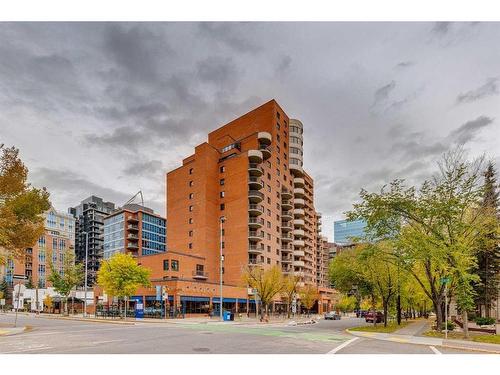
top-left (372, 81), bottom-right (396, 107)
top-left (196, 56), bottom-right (238, 87)
top-left (198, 23), bottom-right (261, 53)
top-left (431, 22), bottom-right (452, 36)
top-left (122, 160), bottom-right (164, 177)
top-left (449, 116), bottom-right (495, 144)
top-left (456, 78), bottom-right (499, 104)
top-left (395, 61), bottom-right (414, 69)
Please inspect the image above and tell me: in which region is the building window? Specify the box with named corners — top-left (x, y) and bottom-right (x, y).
top-left (189, 193), bottom-right (194, 199)
top-left (267, 197), bottom-right (271, 204)
top-left (189, 205), bottom-right (193, 212)
top-left (189, 168), bottom-right (193, 175)
top-left (277, 122), bottom-right (280, 130)
top-left (267, 258), bottom-right (271, 264)
top-left (277, 134), bottom-right (280, 142)
top-left (220, 166), bottom-right (225, 173)
top-left (267, 209), bottom-right (271, 216)
top-left (189, 218), bottom-right (193, 224)
top-left (277, 112), bottom-right (280, 119)
top-left (267, 233), bottom-right (271, 240)
top-left (220, 191), bottom-right (225, 198)
top-left (267, 221), bottom-right (271, 228)
top-left (189, 180), bottom-right (193, 187)
top-left (171, 260), bottom-right (179, 271)
top-left (220, 204), bottom-right (225, 211)
top-left (266, 161), bottom-right (271, 168)
top-left (189, 243), bottom-right (193, 249)
top-left (267, 245), bottom-right (271, 252)
top-left (189, 230), bottom-right (193, 237)
top-left (267, 173), bottom-right (271, 180)
top-left (220, 178), bottom-right (225, 186)
top-left (221, 241), bottom-right (225, 249)
top-left (163, 260), bottom-right (169, 271)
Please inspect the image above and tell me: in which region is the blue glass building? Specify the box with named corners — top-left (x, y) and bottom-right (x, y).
top-left (334, 219), bottom-right (367, 245)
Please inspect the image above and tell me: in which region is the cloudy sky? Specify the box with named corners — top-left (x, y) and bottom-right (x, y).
top-left (1, 22), bottom-right (499, 240)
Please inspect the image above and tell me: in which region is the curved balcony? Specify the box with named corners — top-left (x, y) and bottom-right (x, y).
top-left (293, 260), bottom-right (305, 267)
top-left (127, 216), bottom-right (139, 223)
top-left (257, 131), bottom-right (272, 145)
top-left (248, 230), bottom-right (264, 242)
top-left (248, 190), bottom-right (264, 203)
top-left (281, 222), bottom-right (293, 232)
top-left (281, 233), bottom-right (293, 242)
top-left (281, 210), bottom-right (293, 220)
top-left (281, 200), bottom-right (293, 210)
top-left (281, 188), bottom-right (293, 200)
top-left (259, 145), bottom-right (272, 160)
top-left (192, 271), bottom-right (208, 280)
top-left (248, 177), bottom-right (263, 190)
top-left (281, 256), bottom-right (293, 264)
top-left (249, 204), bottom-right (263, 216)
top-left (248, 258), bottom-right (264, 266)
top-left (281, 246), bottom-right (293, 253)
top-left (293, 208), bottom-right (305, 217)
top-left (294, 177), bottom-right (305, 187)
top-left (294, 198), bottom-right (305, 207)
top-left (248, 244), bottom-right (263, 254)
top-left (293, 219), bottom-right (305, 227)
top-left (293, 249), bottom-right (305, 257)
top-left (248, 163), bottom-right (264, 176)
top-left (293, 239), bottom-right (305, 247)
top-left (127, 224), bottom-right (139, 231)
top-left (289, 164), bottom-right (304, 177)
top-left (248, 217), bottom-right (263, 229)
top-left (294, 229), bottom-right (305, 237)
top-left (248, 149), bottom-right (263, 164)
top-left (294, 188), bottom-right (305, 198)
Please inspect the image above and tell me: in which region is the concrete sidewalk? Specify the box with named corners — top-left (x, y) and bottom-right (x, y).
top-left (393, 320), bottom-right (430, 336)
top-left (347, 329), bottom-right (500, 354)
top-left (0, 326), bottom-right (28, 336)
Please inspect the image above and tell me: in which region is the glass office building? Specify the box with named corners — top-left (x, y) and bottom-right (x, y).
top-left (334, 219), bottom-right (367, 245)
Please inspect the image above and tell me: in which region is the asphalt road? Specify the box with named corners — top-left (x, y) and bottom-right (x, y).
top-left (0, 314), bottom-right (478, 354)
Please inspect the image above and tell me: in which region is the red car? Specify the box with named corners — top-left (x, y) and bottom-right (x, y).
top-left (365, 311), bottom-right (384, 323)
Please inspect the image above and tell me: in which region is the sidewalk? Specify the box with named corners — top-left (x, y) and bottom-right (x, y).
top-left (0, 326), bottom-right (28, 336)
top-left (347, 321), bottom-right (500, 354)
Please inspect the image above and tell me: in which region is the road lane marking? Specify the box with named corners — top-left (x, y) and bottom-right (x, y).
top-left (0, 345), bottom-right (53, 354)
top-left (429, 346), bottom-right (442, 355)
top-left (327, 337), bottom-right (359, 354)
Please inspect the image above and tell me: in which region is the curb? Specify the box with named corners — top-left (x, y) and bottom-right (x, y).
top-left (0, 327), bottom-right (29, 337)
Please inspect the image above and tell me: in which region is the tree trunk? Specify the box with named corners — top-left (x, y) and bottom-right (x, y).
top-left (462, 309), bottom-right (469, 339)
top-left (396, 294), bottom-right (401, 325)
top-left (433, 299), bottom-right (443, 331)
top-left (371, 294), bottom-right (377, 327)
top-left (383, 300), bottom-right (388, 327)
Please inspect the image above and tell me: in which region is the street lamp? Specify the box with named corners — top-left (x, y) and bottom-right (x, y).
top-left (219, 216), bottom-right (225, 322)
top-left (82, 231), bottom-right (89, 318)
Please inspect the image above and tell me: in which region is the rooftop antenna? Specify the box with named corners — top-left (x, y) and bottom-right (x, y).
top-left (123, 190), bottom-right (144, 207)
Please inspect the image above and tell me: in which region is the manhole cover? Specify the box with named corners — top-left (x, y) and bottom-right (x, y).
top-left (193, 347), bottom-right (211, 352)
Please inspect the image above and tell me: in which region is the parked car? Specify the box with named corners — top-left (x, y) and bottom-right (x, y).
top-left (365, 311), bottom-right (384, 323)
top-left (356, 310), bottom-right (368, 318)
top-left (324, 311), bottom-right (341, 320)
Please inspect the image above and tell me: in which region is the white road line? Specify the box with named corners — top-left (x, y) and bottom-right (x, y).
top-left (327, 337), bottom-right (359, 354)
top-left (429, 345), bottom-right (442, 355)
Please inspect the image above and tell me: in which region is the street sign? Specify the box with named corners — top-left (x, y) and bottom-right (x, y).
top-left (0, 299), bottom-right (5, 306)
top-left (440, 277), bottom-right (451, 285)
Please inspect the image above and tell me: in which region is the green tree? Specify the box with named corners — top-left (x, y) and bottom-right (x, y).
top-left (25, 277), bottom-right (34, 289)
top-left (48, 249), bottom-right (83, 315)
top-left (298, 284), bottom-right (319, 315)
top-left (97, 253), bottom-right (151, 318)
top-left (0, 145), bottom-right (50, 264)
top-left (474, 162), bottom-right (500, 318)
top-left (280, 274), bottom-right (300, 318)
top-left (335, 294), bottom-right (356, 314)
top-left (0, 277), bottom-right (9, 302)
top-left (348, 149), bottom-right (493, 330)
top-left (242, 265), bottom-right (283, 321)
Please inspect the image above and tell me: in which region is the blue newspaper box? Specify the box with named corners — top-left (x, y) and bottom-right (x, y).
top-left (223, 310), bottom-right (231, 321)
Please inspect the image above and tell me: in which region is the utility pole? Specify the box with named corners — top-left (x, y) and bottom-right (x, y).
top-left (83, 231), bottom-right (89, 318)
top-left (219, 216), bottom-right (225, 321)
top-left (444, 282), bottom-right (448, 339)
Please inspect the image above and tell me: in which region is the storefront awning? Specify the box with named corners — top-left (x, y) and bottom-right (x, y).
top-left (181, 296), bottom-right (209, 302)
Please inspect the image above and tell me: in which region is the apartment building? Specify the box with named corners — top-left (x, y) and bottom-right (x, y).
top-left (6, 206), bottom-right (75, 287)
top-left (69, 196), bottom-right (116, 286)
top-left (166, 99), bottom-right (327, 289)
top-left (103, 204), bottom-right (166, 259)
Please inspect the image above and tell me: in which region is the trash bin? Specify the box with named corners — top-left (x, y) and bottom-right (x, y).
top-left (223, 310), bottom-right (231, 321)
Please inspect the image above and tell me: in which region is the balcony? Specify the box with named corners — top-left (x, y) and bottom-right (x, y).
top-left (127, 216), bottom-right (139, 223)
top-left (293, 260), bottom-right (305, 267)
top-left (289, 164), bottom-right (304, 177)
top-left (127, 243), bottom-right (139, 250)
top-left (248, 163), bottom-right (264, 176)
top-left (248, 258), bottom-right (264, 266)
top-left (293, 229), bottom-right (305, 237)
top-left (281, 246), bottom-right (293, 253)
top-left (248, 177), bottom-right (263, 190)
top-left (294, 177), bottom-right (305, 187)
top-left (294, 198), bottom-right (305, 207)
top-left (281, 233), bottom-right (293, 242)
top-left (127, 234), bottom-right (139, 240)
top-left (281, 222), bottom-right (293, 231)
top-left (293, 208), bottom-right (305, 217)
top-left (249, 204), bottom-right (264, 216)
top-left (293, 249), bottom-right (305, 257)
top-left (281, 256), bottom-right (293, 263)
top-left (281, 210), bottom-right (293, 220)
top-left (257, 131), bottom-right (272, 145)
top-left (192, 271), bottom-right (208, 280)
top-left (259, 145), bottom-right (271, 160)
top-left (293, 239), bottom-right (305, 247)
top-left (248, 244), bottom-right (264, 254)
top-left (281, 188), bottom-right (293, 200)
top-left (248, 190), bottom-right (264, 203)
top-left (248, 217), bottom-right (264, 229)
top-left (293, 219), bottom-right (305, 227)
top-left (281, 200), bottom-right (293, 210)
top-left (248, 230), bottom-right (264, 242)
top-left (294, 188), bottom-right (305, 198)
top-left (248, 149), bottom-right (263, 164)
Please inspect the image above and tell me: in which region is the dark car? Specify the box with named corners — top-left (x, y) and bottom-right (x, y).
top-left (324, 311), bottom-right (341, 320)
top-left (356, 310), bottom-right (368, 318)
top-left (365, 311), bottom-right (384, 323)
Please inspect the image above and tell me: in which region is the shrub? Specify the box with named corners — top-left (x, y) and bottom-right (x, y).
top-left (441, 321), bottom-right (455, 331)
top-left (475, 317), bottom-right (495, 326)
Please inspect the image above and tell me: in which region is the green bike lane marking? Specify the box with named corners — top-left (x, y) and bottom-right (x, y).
top-left (173, 323), bottom-right (348, 343)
